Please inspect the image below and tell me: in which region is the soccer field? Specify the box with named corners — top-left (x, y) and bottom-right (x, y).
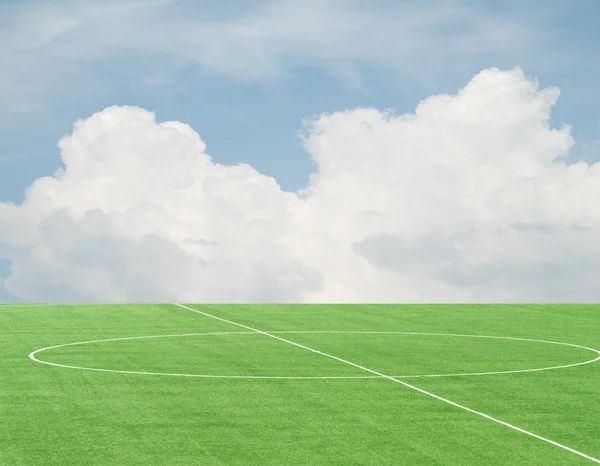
top-left (1, 304), bottom-right (599, 465)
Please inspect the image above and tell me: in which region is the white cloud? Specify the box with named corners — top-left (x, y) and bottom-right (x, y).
top-left (1, 67), bottom-right (600, 302)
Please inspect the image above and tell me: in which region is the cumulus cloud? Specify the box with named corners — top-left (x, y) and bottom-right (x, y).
top-left (1, 67), bottom-right (599, 302)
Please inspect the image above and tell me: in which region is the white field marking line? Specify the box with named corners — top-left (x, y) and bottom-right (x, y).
top-left (274, 331), bottom-right (600, 378)
top-left (28, 331), bottom-right (361, 379)
top-left (29, 330), bottom-right (600, 380)
top-left (175, 303), bottom-right (600, 464)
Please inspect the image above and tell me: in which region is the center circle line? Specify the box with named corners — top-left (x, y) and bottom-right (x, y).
top-left (28, 331), bottom-right (600, 379)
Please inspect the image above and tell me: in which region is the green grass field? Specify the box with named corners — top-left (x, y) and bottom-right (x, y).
top-left (1, 304), bottom-right (599, 465)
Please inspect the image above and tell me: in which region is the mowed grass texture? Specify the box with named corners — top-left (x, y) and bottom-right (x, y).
top-left (1, 305), bottom-right (599, 465)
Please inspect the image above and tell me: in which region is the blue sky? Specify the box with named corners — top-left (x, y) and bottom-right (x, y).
top-left (1, 0), bottom-right (600, 303)
top-left (2, 0), bottom-right (598, 200)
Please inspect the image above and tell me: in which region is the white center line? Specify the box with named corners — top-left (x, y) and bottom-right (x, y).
top-left (174, 303), bottom-right (600, 464)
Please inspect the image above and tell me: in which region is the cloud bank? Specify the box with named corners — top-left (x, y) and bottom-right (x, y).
top-left (1, 67), bottom-right (599, 303)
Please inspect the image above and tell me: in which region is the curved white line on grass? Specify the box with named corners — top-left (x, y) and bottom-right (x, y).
top-left (29, 331), bottom-right (600, 379)
top-left (278, 331), bottom-right (600, 378)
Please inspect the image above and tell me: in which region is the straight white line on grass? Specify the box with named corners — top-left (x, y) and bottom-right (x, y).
top-left (174, 303), bottom-right (600, 464)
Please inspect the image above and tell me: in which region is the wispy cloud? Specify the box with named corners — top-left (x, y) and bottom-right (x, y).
top-left (0, 0), bottom-right (544, 115)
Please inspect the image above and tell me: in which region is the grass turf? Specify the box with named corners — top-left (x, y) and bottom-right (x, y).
top-left (1, 304), bottom-right (599, 465)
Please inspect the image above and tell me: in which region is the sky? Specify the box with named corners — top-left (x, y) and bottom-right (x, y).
top-left (0, 0), bottom-right (599, 303)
